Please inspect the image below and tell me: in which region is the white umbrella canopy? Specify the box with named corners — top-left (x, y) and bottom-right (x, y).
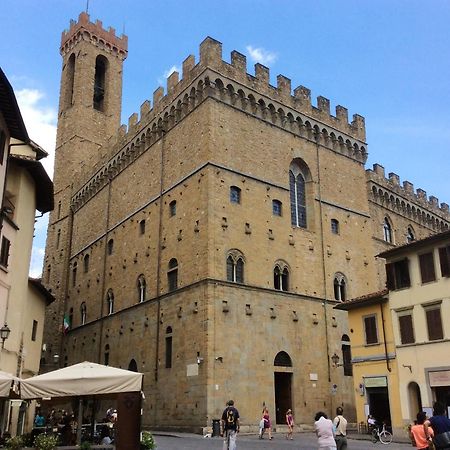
top-left (0, 371), bottom-right (19, 397)
top-left (20, 361), bottom-right (143, 399)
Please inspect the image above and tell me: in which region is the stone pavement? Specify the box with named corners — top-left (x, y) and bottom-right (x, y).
top-left (151, 431), bottom-right (411, 449)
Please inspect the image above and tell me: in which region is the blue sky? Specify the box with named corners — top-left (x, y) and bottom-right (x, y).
top-left (2, 0), bottom-right (449, 277)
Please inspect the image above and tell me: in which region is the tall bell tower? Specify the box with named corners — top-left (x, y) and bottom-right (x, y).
top-left (42, 12), bottom-right (127, 365)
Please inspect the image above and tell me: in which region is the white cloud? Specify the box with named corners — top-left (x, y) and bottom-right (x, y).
top-left (29, 247), bottom-right (46, 278)
top-left (15, 87), bottom-right (56, 278)
top-left (16, 88), bottom-right (57, 179)
top-left (246, 45), bottom-right (277, 66)
top-left (157, 65), bottom-right (181, 87)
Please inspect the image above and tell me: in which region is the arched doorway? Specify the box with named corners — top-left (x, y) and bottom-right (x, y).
top-left (128, 359), bottom-right (138, 372)
top-left (274, 351), bottom-right (293, 424)
top-left (408, 382), bottom-right (422, 420)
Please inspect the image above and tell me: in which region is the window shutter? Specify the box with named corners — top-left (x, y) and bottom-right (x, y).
top-left (426, 308), bottom-right (443, 341)
top-left (386, 263), bottom-right (396, 290)
top-left (364, 316), bottom-right (378, 344)
top-left (419, 253), bottom-right (436, 283)
top-left (399, 314), bottom-right (414, 344)
top-left (439, 246), bottom-right (450, 277)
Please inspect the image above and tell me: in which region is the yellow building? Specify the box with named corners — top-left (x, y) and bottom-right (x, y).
top-left (378, 230), bottom-right (450, 426)
top-left (334, 290), bottom-right (403, 436)
top-left (0, 68), bottom-right (54, 436)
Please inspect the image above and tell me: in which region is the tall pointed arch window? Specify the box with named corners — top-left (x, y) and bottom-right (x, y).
top-left (383, 217), bottom-right (393, 243)
top-left (274, 262), bottom-right (289, 291)
top-left (165, 326), bottom-right (173, 369)
top-left (80, 302), bottom-right (87, 325)
top-left (63, 53), bottom-right (75, 110)
top-left (93, 55), bottom-right (107, 111)
top-left (137, 275), bottom-right (146, 303)
top-left (406, 227), bottom-right (415, 244)
top-left (289, 161), bottom-right (310, 228)
top-left (72, 262), bottom-right (77, 287)
top-left (104, 344), bottom-right (110, 366)
top-left (226, 250), bottom-right (245, 283)
top-left (168, 258), bottom-right (178, 292)
top-left (341, 334), bottom-right (352, 376)
top-left (106, 289), bottom-right (114, 315)
top-left (83, 254), bottom-right (90, 273)
top-left (334, 273), bottom-right (347, 302)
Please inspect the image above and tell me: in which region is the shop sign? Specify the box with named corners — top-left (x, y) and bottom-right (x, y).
top-left (429, 370), bottom-right (450, 387)
top-left (364, 376), bottom-right (387, 388)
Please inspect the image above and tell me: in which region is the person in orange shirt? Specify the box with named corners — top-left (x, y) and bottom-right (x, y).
top-left (409, 411), bottom-right (433, 450)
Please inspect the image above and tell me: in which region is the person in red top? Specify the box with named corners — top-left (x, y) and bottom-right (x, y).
top-left (409, 411), bottom-right (434, 450)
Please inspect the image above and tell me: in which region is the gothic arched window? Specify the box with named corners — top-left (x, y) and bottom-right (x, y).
top-left (93, 55), bottom-right (108, 111)
top-left (289, 160), bottom-right (310, 229)
top-left (274, 262), bottom-right (289, 291)
top-left (80, 302), bottom-right (87, 325)
top-left (168, 258), bottom-right (178, 292)
top-left (383, 217), bottom-right (393, 243)
top-left (406, 226), bottom-right (415, 244)
top-left (106, 289), bottom-right (114, 315)
top-left (226, 250), bottom-right (245, 283)
top-left (137, 275), bottom-right (146, 303)
top-left (334, 273), bottom-right (347, 302)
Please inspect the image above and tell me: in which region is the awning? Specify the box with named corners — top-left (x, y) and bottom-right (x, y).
top-left (0, 371), bottom-right (19, 397)
top-left (20, 361), bottom-right (143, 400)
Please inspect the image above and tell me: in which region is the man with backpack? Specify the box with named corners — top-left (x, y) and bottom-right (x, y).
top-left (221, 399), bottom-right (240, 450)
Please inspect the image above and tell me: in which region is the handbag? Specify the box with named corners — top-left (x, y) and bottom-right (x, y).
top-left (433, 431), bottom-right (450, 449)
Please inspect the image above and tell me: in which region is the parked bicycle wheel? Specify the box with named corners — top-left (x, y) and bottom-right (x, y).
top-left (372, 428), bottom-right (379, 443)
top-left (379, 430), bottom-right (393, 444)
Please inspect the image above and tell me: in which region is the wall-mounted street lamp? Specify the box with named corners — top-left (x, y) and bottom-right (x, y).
top-left (331, 353), bottom-right (343, 368)
top-left (0, 323), bottom-right (11, 349)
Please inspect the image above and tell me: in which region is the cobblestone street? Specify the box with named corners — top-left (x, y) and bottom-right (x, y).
top-left (152, 432), bottom-right (411, 450)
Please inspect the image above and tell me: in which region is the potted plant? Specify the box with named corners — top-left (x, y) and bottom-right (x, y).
top-left (5, 435), bottom-right (24, 450)
top-left (34, 433), bottom-right (59, 450)
top-left (80, 442), bottom-right (91, 450)
top-left (140, 431), bottom-right (156, 449)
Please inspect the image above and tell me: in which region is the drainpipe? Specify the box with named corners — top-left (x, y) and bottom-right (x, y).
top-left (315, 132), bottom-right (332, 384)
top-left (380, 301), bottom-right (391, 372)
top-left (97, 177), bottom-right (112, 364)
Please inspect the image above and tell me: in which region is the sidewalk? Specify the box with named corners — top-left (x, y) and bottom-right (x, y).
top-left (151, 430), bottom-right (411, 444)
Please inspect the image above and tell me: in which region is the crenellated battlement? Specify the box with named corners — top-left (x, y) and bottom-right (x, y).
top-left (70, 35), bottom-right (370, 210)
top-left (60, 12), bottom-right (128, 58)
top-left (367, 163), bottom-right (450, 227)
top-left (118, 36), bottom-right (365, 145)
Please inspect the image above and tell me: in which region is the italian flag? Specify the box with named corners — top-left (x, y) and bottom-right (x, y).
top-left (63, 314), bottom-right (70, 334)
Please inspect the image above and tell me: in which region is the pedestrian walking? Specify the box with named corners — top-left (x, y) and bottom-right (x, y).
top-left (221, 400), bottom-right (240, 450)
top-left (286, 409), bottom-right (294, 440)
top-left (424, 402), bottom-right (450, 449)
top-left (409, 411), bottom-right (433, 450)
top-left (333, 407), bottom-right (348, 450)
top-left (259, 407), bottom-right (272, 440)
top-left (314, 411), bottom-right (337, 450)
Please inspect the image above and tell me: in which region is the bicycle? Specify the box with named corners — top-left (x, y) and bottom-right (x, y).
top-left (372, 424), bottom-right (393, 444)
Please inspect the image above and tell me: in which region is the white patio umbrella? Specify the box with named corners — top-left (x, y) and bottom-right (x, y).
top-left (20, 361), bottom-right (142, 399)
top-left (0, 370), bottom-right (19, 397)
top-left (20, 361), bottom-right (143, 447)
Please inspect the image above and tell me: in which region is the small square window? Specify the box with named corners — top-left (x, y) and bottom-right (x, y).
top-left (230, 186), bottom-right (241, 204)
top-left (272, 200), bottom-right (282, 216)
top-left (331, 219), bottom-right (339, 234)
top-left (31, 320), bottom-right (38, 342)
top-left (169, 200), bottom-right (177, 217)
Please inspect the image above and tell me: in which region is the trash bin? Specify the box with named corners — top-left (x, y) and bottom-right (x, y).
top-left (212, 419), bottom-right (221, 437)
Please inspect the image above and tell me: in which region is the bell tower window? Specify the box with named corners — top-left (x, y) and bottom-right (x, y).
top-left (93, 56), bottom-right (107, 112)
